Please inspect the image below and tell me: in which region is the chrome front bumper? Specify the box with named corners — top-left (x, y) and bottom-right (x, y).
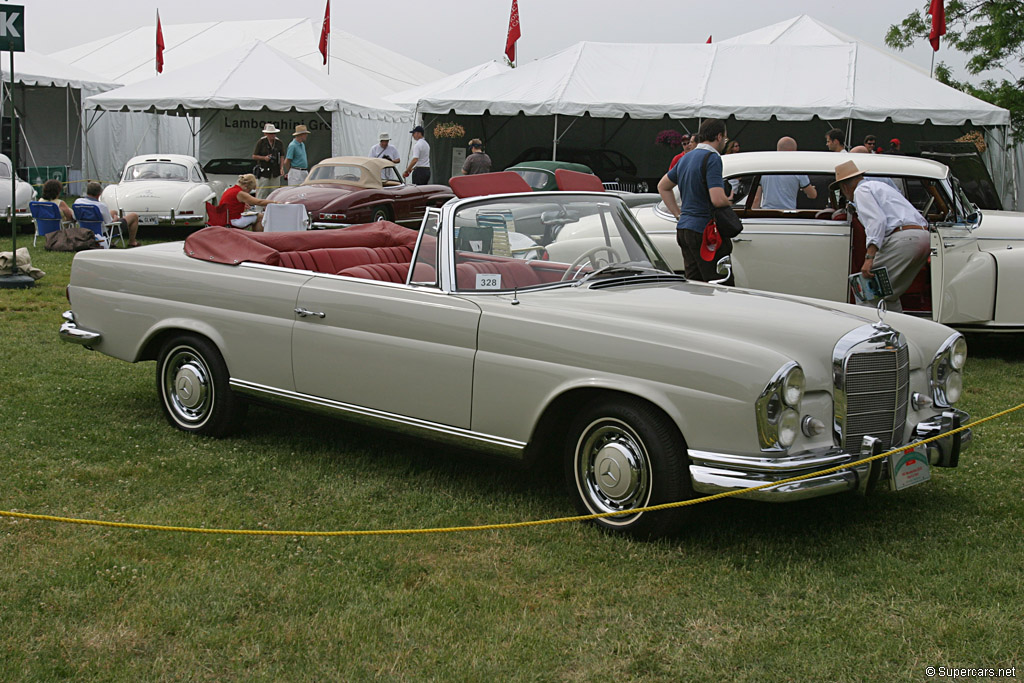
top-left (58, 310), bottom-right (102, 347)
top-left (689, 410), bottom-right (970, 502)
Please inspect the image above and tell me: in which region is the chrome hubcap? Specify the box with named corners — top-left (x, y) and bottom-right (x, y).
top-left (163, 348), bottom-right (212, 425)
top-left (576, 419), bottom-right (650, 523)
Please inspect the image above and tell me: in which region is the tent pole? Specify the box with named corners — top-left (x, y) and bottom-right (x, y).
top-left (552, 115), bottom-right (558, 161)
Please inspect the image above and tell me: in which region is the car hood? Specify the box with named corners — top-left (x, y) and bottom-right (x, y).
top-left (975, 209), bottom-right (1024, 246)
top-left (109, 181), bottom-right (197, 206)
top-left (499, 280), bottom-right (946, 384)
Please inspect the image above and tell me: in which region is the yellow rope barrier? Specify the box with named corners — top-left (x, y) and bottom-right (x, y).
top-left (2, 402), bottom-right (1021, 537)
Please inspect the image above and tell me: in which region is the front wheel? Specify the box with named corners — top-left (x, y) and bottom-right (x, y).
top-left (156, 334), bottom-right (247, 437)
top-left (565, 397), bottom-right (691, 538)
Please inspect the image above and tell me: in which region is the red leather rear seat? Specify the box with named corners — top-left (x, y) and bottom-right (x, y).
top-left (278, 245), bottom-right (414, 273)
top-left (337, 262), bottom-right (411, 283)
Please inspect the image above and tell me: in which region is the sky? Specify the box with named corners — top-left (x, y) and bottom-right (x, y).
top-left (27, 0), bottom-right (991, 82)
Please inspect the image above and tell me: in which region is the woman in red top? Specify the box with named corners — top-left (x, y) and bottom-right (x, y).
top-left (220, 173), bottom-right (275, 231)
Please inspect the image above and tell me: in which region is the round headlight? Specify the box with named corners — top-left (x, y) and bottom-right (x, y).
top-left (782, 366), bottom-right (805, 407)
top-left (778, 409), bottom-right (800, 448)
top-left (944, 370), bottom-right (963, 404)
top-left (950, 337), bottom-right (967, 370)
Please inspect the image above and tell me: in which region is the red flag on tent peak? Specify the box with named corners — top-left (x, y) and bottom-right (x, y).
top-left (505, 0), bottom-right (521, 64)
top-left (706, 35), bottom-right (712, 44)
top-left (319, 0), bottom-right (331, 65)
top-left (928, 0), bottom-right (946, 52)
top-left (156, 11), bottom-right (165, 74)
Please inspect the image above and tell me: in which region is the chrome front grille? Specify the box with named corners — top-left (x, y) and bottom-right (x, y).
top-left (842, 345), bottom-right (909, 451)
top-left (833, 324), bottom-right (910, 453)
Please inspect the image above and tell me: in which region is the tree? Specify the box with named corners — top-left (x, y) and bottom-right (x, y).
top-left (886, 1), bottom-right (1024, 142)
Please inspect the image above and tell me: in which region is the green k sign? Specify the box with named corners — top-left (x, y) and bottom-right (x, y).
top-left (0, 5), bottom-right (24, 52)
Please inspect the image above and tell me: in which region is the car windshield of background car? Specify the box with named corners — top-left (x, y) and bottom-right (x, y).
top-left (381, 165), bottom-right (403, 186)
top-left (452, 194), bottom-right (668, 292)
top-left (126, 162), bottom-right (188, 182)
top-left (410, 211), bottom-right (441, 286)
top-left (509, 169), bottom-right (551, 190)
top-left (309, 165), bottom-right (365, 184)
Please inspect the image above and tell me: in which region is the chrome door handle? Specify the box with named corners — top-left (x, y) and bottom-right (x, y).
top-left (294, 307), bottom-right (326, 319)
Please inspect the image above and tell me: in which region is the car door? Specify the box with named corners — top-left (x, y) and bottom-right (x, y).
top-left (922, 178), bottom-right (996, 324)
top-left (290, 222), bottom-right (481, 429)
top-left (728, 173), bottom-right (849, 302)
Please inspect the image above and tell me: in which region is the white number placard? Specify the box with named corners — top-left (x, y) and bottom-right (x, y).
top-left (475, 273), bottom-right (502, 290)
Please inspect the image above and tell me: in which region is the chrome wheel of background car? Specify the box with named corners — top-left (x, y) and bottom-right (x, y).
top-left (156, 334), bottom-right (246, 437)
top-left (565, 397), bottom-right (691, 538)
top-left (561, 246), bottom-right (623, 281)
top-left (372, 207), bottom-right (391, 222)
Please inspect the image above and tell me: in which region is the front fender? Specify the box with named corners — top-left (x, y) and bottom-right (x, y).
top-left (991, 248), bottom-right (1024, 324)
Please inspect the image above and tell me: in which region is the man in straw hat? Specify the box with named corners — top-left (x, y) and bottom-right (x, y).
top-left (252, 122), bottom-right (285, 199)
top-left (283, 124), bottom-right (311, 186)
top-left (831, 159), bottom-right (930, 312)
top-left (369, 133), bottom-right (401, 165)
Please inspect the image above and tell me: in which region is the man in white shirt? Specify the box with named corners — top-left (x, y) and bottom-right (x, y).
top-left (403, 126), bottom-right (431, 185)
top-left (73, 181), bottom-right (141, 247)
top-left (832, 160), bottom-right (930, 313)
top-left (369, 133), bottom-right (401, 165)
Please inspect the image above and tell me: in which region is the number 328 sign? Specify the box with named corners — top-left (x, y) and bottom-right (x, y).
top-left (0, 6), bottom-right (24, 52)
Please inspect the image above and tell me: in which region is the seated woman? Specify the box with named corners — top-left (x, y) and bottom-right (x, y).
top-left (219, 173), bottom-right (276, 231)
top-left (40, 179), bottom-right (76, 227)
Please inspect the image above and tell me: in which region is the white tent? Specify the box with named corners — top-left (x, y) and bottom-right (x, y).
top-left (1, 49), bottom-right (119, 190)
top-left (416, 18), bottom-right (1014, 208)
top-left (52, 18), bottom-right (444, 183)
top-left (84, 41), bottom-right (414, 173)
top-left (386, 60), bottom-right (511, 111)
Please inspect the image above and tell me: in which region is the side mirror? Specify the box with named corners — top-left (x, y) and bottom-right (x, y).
top-left (709, 254), bottom-right (732, 285)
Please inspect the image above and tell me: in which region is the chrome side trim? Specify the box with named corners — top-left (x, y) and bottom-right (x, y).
top-left (58, 310), bottom-right (102, 346)
top-left (230, 379), bottom-right (527, 459)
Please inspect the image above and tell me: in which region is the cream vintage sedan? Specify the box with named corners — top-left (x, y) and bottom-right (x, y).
top-left (101, 154), bottom-right (216, 228)
top-left (633, 151), bottom-right (1024, 332)
top-left (60, 188), bottom-right (970, 537)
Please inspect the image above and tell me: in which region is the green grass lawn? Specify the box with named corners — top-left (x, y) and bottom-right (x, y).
top-left (1, 236), bottom-right (1022, 681)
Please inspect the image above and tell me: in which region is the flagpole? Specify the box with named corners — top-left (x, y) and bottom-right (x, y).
top-left (930, 50), bottom-right (935, 79)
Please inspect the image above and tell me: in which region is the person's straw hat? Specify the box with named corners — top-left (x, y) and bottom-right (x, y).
top-left (379, 133), bottom-right (390, 141)
top-left (830, 159), bottom-right (865, 190)
top-left (293, 124), bottom-right (310, 136)
top-left (262, 123), bottom-right (280, 134)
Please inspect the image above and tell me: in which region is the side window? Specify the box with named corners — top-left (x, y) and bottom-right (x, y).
top-left (410, 211), bottom-right (440, 286)
top-left (191, 166), bottom-right (203, 183)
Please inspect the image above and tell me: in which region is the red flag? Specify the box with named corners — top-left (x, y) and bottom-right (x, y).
top-left (319, 0), bottom-right (330, 65)
top-left (505, 0), bottom-right (521, 64)
top-left (156, 11), bottom-right (165, 74)
top-left (928, 0), bottom-right (946, 52)
top-left (706, 35), bottom-right (712, 44)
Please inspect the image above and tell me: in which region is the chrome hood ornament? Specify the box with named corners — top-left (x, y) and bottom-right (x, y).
top-left (874, 299), bottom-right (888, 329)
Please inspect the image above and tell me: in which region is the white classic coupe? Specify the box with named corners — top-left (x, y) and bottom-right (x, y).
top-left (633, 151), bottom-right (1024, 332)
top-left (60, 185), bottom-right (971, 537)
top-left (101, 154), bottom-right (216, 228)
top-left (1, 153), bottom-right (37, 221)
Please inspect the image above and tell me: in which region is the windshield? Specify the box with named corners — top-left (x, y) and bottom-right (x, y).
top-left (949, 175), bottom-right (979, 224)
top-left (450, 193), bottom-right (671, 292)
top-left (124, 162), bottom-right (189, 182)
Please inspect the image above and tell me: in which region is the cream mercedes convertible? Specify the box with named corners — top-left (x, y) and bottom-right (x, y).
top-left (60, 180), bottom-right (971, 537)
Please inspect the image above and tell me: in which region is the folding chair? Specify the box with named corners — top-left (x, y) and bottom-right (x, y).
top-left (73, 203), bottom-right (122, 249)
top-left (262, 203), bottom-right (308, 232)
top-left (205, 201), bottom-right (231, 227)
top-left (30, 201), bottom-right (63, 246)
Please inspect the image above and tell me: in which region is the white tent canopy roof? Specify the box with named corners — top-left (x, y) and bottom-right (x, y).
top-left (2, 49), bottom-right (119, 90)
top-left (386, 60), bottom-right (511, 110)
top-left (83, 41), bottom-right (410, 120)
top-left (51, 17), bottom-right (443, 93)
top-left (418, 35), bottom-right (1008, 126)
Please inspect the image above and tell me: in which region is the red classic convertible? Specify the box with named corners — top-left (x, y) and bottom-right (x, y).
top-left (267, 156), bottom-right (453, 228)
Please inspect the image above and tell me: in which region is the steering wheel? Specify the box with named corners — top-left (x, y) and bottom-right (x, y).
top-left (561, 245), bottom-right (623, 281)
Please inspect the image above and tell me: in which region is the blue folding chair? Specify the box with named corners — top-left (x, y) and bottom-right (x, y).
top-left (30, 201), bottom-right (64, 246)
top-left (73, 203), bottom-right (123, 248)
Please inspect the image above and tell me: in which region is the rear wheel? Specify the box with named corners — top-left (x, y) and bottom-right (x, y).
top-left (156, 334), bottom-right (246, 436)
top-left (372, 206), bottom-right (392, 222)
top-left (564, 397), bottom-right (691, 538)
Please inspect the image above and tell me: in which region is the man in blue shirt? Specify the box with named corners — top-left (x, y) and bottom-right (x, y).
top-left (656, 118), bottom-right (731, 281)
top-left (283, 125), bottom-right (310, 186)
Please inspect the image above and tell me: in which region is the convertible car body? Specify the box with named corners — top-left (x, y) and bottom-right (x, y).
top-left (101, 154), bottom-right (216, 228)
top-left (60, 189), bottom-right (970, 537)
top-left (633, 152), bottom-right (1024, 332)
top-left (267, 156), bottom-right (453, 228)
